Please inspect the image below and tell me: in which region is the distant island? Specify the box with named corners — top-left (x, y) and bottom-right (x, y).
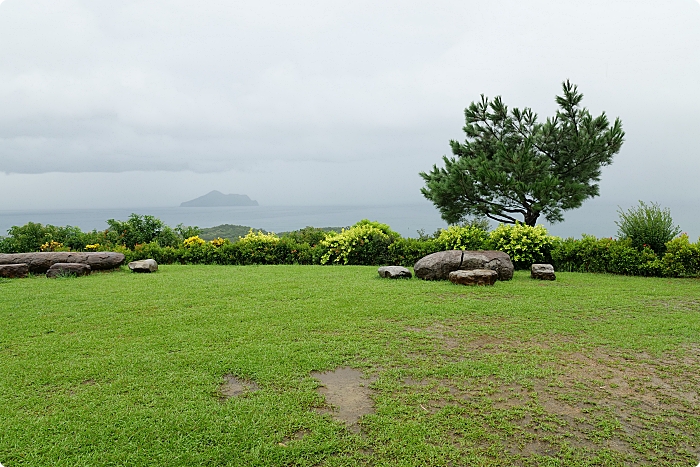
top-left (180, 190), bottom-right (259, 207)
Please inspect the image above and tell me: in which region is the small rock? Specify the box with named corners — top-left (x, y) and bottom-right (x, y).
top-left (448, 269), bottom-right (498, 286)
top-left (128, 259), bottom-right (158, 273)
top-left (46, 263), bottom-right (91, 278)
top-left (0, 263), bottom-right (29, 279)
top-left (377, 266), bottom-right (412, 279)
top-left (531, 264), bottom-right (556, 280)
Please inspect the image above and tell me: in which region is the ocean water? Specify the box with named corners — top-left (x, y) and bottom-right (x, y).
top-left (0, 204), bottom-right (448, 238)
top-left (1, 201), bottom-right (697, 240)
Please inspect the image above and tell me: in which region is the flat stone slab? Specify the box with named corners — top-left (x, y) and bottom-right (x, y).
top-left (0, 263), bottom-right (29, 279)
top-left (449, 269), bottom-right (498, 286)
top-left (414, 250), bottom-right (514, 281)
top-left (0, 252), bottom-right (124, 274)
top-left (531, 263), bottom-right (556, 280)
top-left (46, 263), bottom-right (92, 278)
top-left (377, 266), bottom-right (411, 279)
top-left (129, 259), bottom-right (158, 273)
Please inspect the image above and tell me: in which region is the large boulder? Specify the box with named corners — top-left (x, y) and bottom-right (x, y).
top-left (449, 269), bottom-right (498, 286)
top-left (413, 250), bottom-right (463, 281)
top-left (0, 263), bottom-right (29, 279)
top-left (129, 259), bottom-right (158, 273)
top-left (377, 266), bottom-right (412, 279)
top-left (46, 263), bottom-right (91, 278)
top-left (0, 252), bottom-right (124, 274)
top-left (531, 263), bottom-right (556, 281)
top-left (414, 250), bottom-right (514, 281)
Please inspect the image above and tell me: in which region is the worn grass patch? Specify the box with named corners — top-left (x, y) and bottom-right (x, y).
top-left (0, 266), bottom-right (699, 466)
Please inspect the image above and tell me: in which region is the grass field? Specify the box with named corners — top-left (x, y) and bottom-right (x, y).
top-left (1, 265), bottom-right (699, 466)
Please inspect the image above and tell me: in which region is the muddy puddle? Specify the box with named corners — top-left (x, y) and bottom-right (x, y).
top-left (311, 367), bottom-right (375, 433)
top-left (219, 374), bottom-right (259, 400)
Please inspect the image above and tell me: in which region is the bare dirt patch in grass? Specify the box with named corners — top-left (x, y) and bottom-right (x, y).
top-left (219, 374), bottom-right (259, 400)
top-left (280, 429), bottom-right (310, 446)
top-left (388, 337), bottom-right (700, 465)
top-left (312, 367), bottom-right (376, 433)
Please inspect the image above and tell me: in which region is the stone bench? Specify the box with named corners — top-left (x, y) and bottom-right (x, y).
top-left (0, 263), bottom-right (29, 279)
top-left (46, 263), bottom-right (92, 278)
top-left (0, 252), bottom-right (124, 274)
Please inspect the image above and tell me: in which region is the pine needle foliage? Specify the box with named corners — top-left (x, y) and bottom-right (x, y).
top-left (420, 81), bottom-right (625, 226)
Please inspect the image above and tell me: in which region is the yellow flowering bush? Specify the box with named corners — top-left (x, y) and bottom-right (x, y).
top-left (435, 225), bottom-right (490, 251)
top-left (489, 223), bottom-right (557, 267)
top-left (210, 237), bottom-right (229, 247)
top-left (321, 224), bottom-right (393, 265)
top-left (238, 229), bottom-right (279, 245)
top-left (85, 243), bottom-right (100, 251)
top-left (183, 236), bottom-right (206, 248)
top-left (40, 241), bottom-right (67, 252)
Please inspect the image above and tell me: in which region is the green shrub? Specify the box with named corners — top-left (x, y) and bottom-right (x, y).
top-left (281, 226), bottom-right (338, 247)
top-left (551, 235), bottom-right (663, 276)
top-left (489, 224), bottom-right (556, 268)
top-left (661, 234), bottom-right (700, 277)
top-left (606, 239), bottom-right (657, 276)
top-left (388, 238), bottom-right (441, 267)
top-left (126, 242), bottom-right (181, 264)
top-left (321, 222), bottom-right (395, 265)
top-left (107, 214), bottom-right (198, 249)
top-left (2, 222), bottom-right (56, 253)
top-left (352, 219), bottom-right (401, 241)
top-left (235, 230), bottom-right (282, 265)
top-left (0, 236), bottom-right (11, 254)
top-left (616, 201), bottom-right (681, 255)
top-left (552, 235), bottom-right (609, 273)
top-left (435, 225), bottom-right (490, 251)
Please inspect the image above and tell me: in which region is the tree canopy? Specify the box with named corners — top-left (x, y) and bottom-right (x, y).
top-left (420, 81), bottom-right (625, 226)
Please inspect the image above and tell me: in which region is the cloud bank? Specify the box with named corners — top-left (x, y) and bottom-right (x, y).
top-left (0, 0), bottom-right (699, 208)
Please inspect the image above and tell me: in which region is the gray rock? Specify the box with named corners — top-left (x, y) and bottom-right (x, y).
top-left (377, 266), bottom-right (412, 279)
top-left (129, 259), bottom-right (158, 273)
top-left (414, 250), bottom-right (514, 281)
top-left (413, 250), bottom-right (463, 281)
top-left (46, 263), bottom-right (91, 278)
top-left (0, 263), bottom-right (29, 279)
top-left (0, 252), bottom-right (124, 274)
top-left (449, 269), bottom-right (498, 286)
top-left (531, 263), bottom-right (556, 280)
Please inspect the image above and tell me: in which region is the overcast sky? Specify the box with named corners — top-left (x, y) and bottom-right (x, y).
top-left (0, 0), bottom-right (699, 212)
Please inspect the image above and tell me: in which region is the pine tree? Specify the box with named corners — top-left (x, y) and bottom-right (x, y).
top-left (420, 81), bottom-right (625, 226)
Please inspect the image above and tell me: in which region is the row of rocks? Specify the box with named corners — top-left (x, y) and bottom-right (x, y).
top-left (0, 252), bottom-right (125, 274)
top-left (378, 250), bottom-right (556, 286)
top-left (0, 253), bottom-right (159, 278)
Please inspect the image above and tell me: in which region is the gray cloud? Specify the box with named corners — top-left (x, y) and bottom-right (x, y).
top-left (0, 0), bottom-right (699, 208)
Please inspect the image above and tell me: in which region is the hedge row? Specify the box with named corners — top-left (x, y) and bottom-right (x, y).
top-left (2, 218), bottom-right (699, 277)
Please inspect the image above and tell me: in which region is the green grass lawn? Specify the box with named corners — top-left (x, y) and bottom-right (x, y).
top-left (1, 265), bottom-right (699, 466)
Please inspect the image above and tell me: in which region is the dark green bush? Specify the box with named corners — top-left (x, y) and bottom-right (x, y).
top-left (388, 238), bottom-right (440, 267)
top-left (0, 222), bottom-right (105, 253)
top-left (107, 214), bottom-right (198, 249)
top-left (552, 235), bottom-right (666, 276)
top-left (616, 201), bottom-right (681, 255)
top-left (281, 227), bottom-right (336, 247)
top-left (2, 222), bottom-right (58, 253)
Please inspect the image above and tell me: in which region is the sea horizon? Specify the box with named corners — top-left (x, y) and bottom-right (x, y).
top-left (1, 200), bottom-right (698, 240)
